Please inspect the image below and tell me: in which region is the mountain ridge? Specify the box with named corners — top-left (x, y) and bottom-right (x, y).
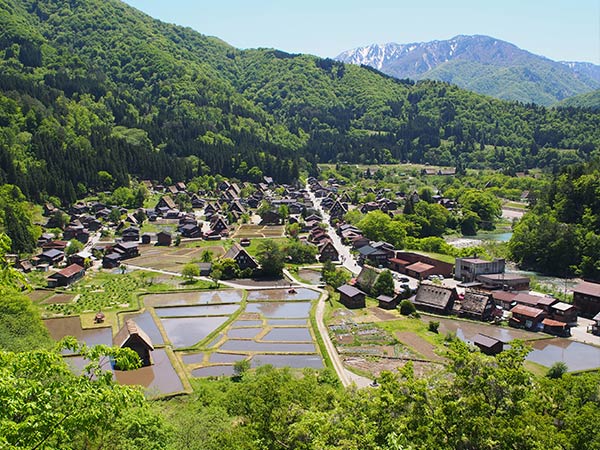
top-left (336, 35), bottom-right (600, 105)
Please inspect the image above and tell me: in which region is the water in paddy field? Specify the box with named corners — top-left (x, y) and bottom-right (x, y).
top-left (154, 304), bottom-right (239, 317)
top-left (219, 340), bottom-right (316, 353)
top-left (227, 328), bottom-right (262, 339)
top-left (160, 316), bottom-right (229, 348)
top-left (526, 339), bottom-right (600, 372)
top-left (245, 302), bottom-right (312, 318)
top-left (246, 288), bottom-right (320, 301)
top-left (262, 327), bottom-right (313, 342)
top-left (144, 289), bottom-right (243, 307)
top-left (250, 354), bottom-right (323, 369)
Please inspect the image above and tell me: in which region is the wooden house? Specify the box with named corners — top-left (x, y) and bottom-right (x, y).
top-left (413, 283), bottom-right (458, 315)
top-left (47, 264), bottom-right (85, 288)
top-left (318, 240), bottom-right (338, 262)
top-left (377, 294), bottom-right (399, 310)
top-left (455, 291), bottom-right (495, 321)
top-left (156, 231), bottom-right (172, 246)
top-left (337, 284), bottom-right (366, 309)
top-left (113, 242), bottom-right (139, 259)
top-left (155, 195), bottom-right (177, 212)
top-left (113, 319), bottom-right (154, 368)
top-left (509, 304), bottom-right (546, 330)
top-left (572, 280), bottom-right (600, 318)
top-left (39, 249), bottom-right (65, 266)
top-left (473, 334), bottom-right (503, 355)
top-left (223, 242), bottom-right (258, 271)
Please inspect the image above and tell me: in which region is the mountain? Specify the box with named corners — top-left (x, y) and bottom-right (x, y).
top-left (557, 89), bottom-right (600, 111)
top-left (560, 61), bottom-right (600, 84)
top-left (335, 35), bottom-right (600, 105)
top-left (0, 1), bottom-right (599, 205)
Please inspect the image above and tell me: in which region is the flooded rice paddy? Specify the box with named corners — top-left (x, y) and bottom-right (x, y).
top-left (297, 269), bottom-right (323, 285)
top-left (122, 311), bottom-right (164, 345)
top-left (144, 289), bottom-right (243, 307)
top-left (155, 304), bottom-right (239, 317)
top-left (268, 319), bottom-right (308, 326)
top-left (250, 354), bottom-right (323, 369)
top-left (192, 365), bottom-right (236, 377)
top-left (526, 339), bottom-right (600, 372)
top-left (44, 317), bottom-right (112, 351)
top-left (161, 316), bottom-right (229, 348)
top-left (219, 340), bottom-right (316, 353)
top-left (114, 348), bottom-right (184, 395)
top-left (210, 352), bottom-right (248, 363)
top-left (245, 302), bottom-right (312, 318)
top-left (227, 328), bottom-right (262, 339)
top-left (262, 327), bottom-right (312, 342)
top-left (246, 288), bottom-right (319, 301)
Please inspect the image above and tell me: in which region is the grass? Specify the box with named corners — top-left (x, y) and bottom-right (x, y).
top-left (310, 292), bottom-right (334, 371)
top-left (503, 201), bottom-right (528, 210)
top-left (405, 250), bottom-right (456, 264)
top-left (376, 317), bottom-right (447, 349)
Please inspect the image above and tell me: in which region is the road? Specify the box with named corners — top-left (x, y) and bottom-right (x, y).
top-left (306, 184), bottom-right (361, 276)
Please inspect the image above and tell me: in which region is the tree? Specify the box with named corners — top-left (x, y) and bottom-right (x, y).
top-left (233, 359), bottom-right (251, 378)
top-left (181, 263), bottom-right (200, 281)
top-left (65, 239), bottom-right (84, 256)
top-left (201, 249), bottom-right (213, 262)
top-left (284, 240), bottom-right (318, 263)
top-left (0, 185), bottom-right (40, 254)
top-left (0, 341), bottom-right (168, 449)
top-left (0, 291), bottom-right (52, 352)
top-left (459, 189), bottom-right (502, 229)
top-left (546, 361), bottom-right (568, 379)
top-left (256, 239), bottom-right (285, 277)
top-left (210, 268), bottom-right (222, 288)
top-left (372, 270), bottom-right (395, 297)
top-left (460, 210), bottom-right (480, 235)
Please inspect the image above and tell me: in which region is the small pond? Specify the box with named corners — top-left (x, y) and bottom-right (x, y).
top-left (245, 302), bottom-right (312, 318)
top-left (262, 327), bottom-right (312, 342)
top-left (250, 354), bottom-right (323, 369)
top-left (192, 365), bottom-right (236, 377)
top-left (228, 328), bottom-right (262, 339)
top-left (160, 316), bottom-right (228, 348)
top-left (144, 290), bottom-right (243, 307)
top-left (123, 311), bottom-right (164, 345)
top-left (206, 333), bottom-right (223, 348)
top-left (427, 317), bottom-right (537, 343)
top-left (155, 304), bottom-right (239, 317)
top-left (220, 339), bottom-right (316, 353)
top-left (526, 338), bottom-right (600, 372)
top-left (114, 348), bottom-right (184, 396)
top-left (247, 288), bottom-right (319, 301)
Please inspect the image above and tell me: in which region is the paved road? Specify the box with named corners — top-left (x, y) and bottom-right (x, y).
top-left (306, 184), bottom-right (361, 275)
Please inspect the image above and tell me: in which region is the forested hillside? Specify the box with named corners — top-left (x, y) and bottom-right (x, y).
top-left (509, 159), bottom-right (600, 279)
top-left (1, 0), bottom-right (600, 205)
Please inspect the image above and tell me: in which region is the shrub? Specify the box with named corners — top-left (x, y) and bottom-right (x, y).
top-left (399, 299), bottom-right (416, 316)
top-left (428, 321), bottom-right (440, 333)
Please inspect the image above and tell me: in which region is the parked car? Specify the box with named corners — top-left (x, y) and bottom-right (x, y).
top-left (399, 276), bottom-right (410, 282)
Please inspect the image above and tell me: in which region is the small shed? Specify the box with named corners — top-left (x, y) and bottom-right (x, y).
top-left (156, 231), bottom-right (172, 246)
top-left (113, 319), bottom-right (154, 368)
top-left (141, 233), bottom-right (152, 244)
top-left (337, 284), bottom-right (366, 309)
top-left (377, 294), bottom-right (399, 310)
top-left (542, 318), bottom-right (571, 337)
top-left (198, 262), bottom-right (212, 276)
top-left (473, 333), bottom-right (503, 355)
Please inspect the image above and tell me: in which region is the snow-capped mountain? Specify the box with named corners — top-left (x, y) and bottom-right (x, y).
top-left (336, 35), bottom-right (600, 105)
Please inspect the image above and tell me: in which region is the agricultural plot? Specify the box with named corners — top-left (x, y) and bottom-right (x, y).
top-left (44, 274), bottom-right (142, 316)
top-left (233, 224), bottom-right (285, 238)
top-left (181, 287), bottom-right (325, 377)
top-left (128, 245), bottom-right (224, 272)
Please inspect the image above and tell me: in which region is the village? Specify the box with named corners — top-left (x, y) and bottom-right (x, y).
top-left (16, 166), bottom-right (600, 394)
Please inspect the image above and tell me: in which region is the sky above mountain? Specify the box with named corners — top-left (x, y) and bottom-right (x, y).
top-left (122, 0), bottom-right (599, 64)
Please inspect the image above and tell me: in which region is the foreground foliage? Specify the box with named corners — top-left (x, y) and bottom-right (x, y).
top-left (161, 341), bottom-right (599, 450)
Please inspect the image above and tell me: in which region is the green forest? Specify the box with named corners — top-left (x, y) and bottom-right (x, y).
top-left (0, 0), bottom-right (599, 205)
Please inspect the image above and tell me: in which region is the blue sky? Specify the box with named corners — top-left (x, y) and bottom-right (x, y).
top-left (123, 0), bottom-right (599, 63)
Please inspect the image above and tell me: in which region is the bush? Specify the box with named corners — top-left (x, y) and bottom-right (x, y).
top-left (546, 361), bottom-right (568, 379)
top-left (399, 299), bottom-right (416, 316)
top-left (428, 321), bottom-right (440, 333)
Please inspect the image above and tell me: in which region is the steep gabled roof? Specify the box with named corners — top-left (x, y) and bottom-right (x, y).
top-left (113, 319), bottom-right (154, 350)
top-left (414, 283), bottom-right (457, 309)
